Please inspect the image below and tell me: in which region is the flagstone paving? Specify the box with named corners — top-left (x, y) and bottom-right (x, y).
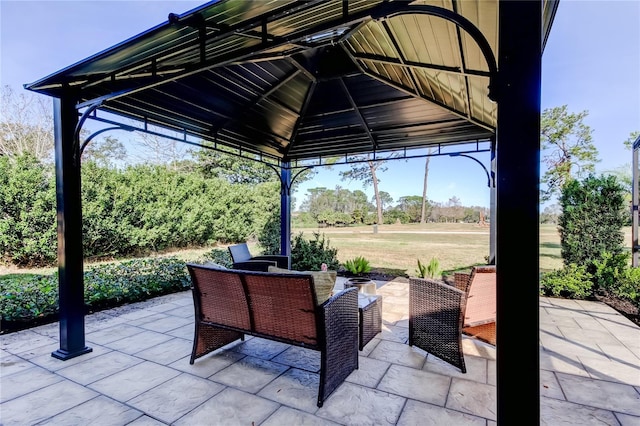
top-left (1, 277), bottom-right (639, 425)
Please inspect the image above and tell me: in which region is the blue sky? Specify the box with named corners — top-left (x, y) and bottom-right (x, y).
top-left (1, 1), bottom-right (638, 210)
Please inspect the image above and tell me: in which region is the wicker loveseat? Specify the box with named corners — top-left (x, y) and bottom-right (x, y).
top-left (186, 263), bottom-right (359, 407)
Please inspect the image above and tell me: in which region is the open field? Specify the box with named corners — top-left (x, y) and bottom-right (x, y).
top-left (294, 223), bottom-right (633, 275)
top-left (1, 223), bottom-right (633, 277)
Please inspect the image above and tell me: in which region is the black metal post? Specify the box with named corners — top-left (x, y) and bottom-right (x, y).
top-left (52, 95), bottom-right (92, 360)
top-left (489, 138), bottom-right (496, 264)
top-left (280, 162), bottom-right (292, 267)
top-left (632, 137), bottom-right (640, 267)
top-left (496, 0), bottom-right (541, 423)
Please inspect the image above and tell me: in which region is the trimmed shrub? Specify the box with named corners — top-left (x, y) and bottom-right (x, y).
top-left (0, 257), bottom-right (190, 332)
top-left (559, 175), bottom-right (626, 269)
top-left (591, 251), bottom-right (629, 294)
top-left (539, 264), bottom-right (593, 299)
top-left (0, 154), bottom-right (57, 266)
top-left (617, 268), bottom-right (640, 309)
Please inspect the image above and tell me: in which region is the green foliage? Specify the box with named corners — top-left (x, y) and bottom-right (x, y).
top-left (416, 257), bottom-right (440, 279)
top-left (0, 153), bottom-right (57, 266)
top-left (559, 174), bottom-right (626, 268)
top-left (540, 105), bottom-right (599, 201)
top-left (290, 232), bottom-right (340, 271)
top-left (195, 248), bottom-right (233, 268)
top-left (0, 257), bottom-right (190, 328)
top-left (83, 257), bottom-right (189, 308)
top-left (194, 145), bottom-right (277, 184)
top-left (383, 209), bottom-right (410, 224)
top-left (1, 156), bottom-right (280, 266)
top-left (539, 264), bottom-right (594, 299)
top-left (617, 267), bottom-right (640, 309)
top-left (300, 186), bottom-right (371, 226)
top-left (0, 273), bottom-right (59, 322)
top-left (343, 256), bottom-right (372, 275)
top-left (258, 210), bottom-right (281, 255)
top-left (591, 251), bottom-right (629, 293)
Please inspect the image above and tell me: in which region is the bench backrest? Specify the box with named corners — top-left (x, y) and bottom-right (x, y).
top-left (188, 266), bottom-right (251, 329)
top-left (243, 272), bottom-right (318, 345)
top-left (188, 264), bottom-right (319, 346)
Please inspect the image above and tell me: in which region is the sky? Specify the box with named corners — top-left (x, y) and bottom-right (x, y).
top-left (1, 0), bottom-right (639, 210)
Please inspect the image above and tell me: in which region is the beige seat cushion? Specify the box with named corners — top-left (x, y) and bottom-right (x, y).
top-left (268, 266), bottom-right (337, 304)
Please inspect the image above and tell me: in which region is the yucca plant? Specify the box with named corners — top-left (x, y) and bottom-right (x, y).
top-left (343, 256), bottom-right (372, 275)
top-left (416, 257), bottom-right (441, 279)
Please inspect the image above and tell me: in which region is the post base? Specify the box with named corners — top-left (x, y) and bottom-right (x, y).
top-left (51, 346), bottom-right (93, 361)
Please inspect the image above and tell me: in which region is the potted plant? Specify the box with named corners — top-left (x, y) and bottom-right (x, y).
top-left (343, 256), bottom-right (376, 294)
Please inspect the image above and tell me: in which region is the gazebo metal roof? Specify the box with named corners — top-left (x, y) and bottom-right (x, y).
top-left (24, 1), bottom-right (559, 423)
top-left (26, 0), bottom-right (556, 165)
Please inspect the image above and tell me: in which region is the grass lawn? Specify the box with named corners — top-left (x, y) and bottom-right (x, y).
top-left (1, 223), bottom-right (632, 277)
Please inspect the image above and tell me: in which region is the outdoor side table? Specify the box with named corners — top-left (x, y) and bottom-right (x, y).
top-left (358, 294), bottom-right (382, 350)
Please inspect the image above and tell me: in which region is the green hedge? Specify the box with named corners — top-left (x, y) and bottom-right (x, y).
top-left (0, 257), bottom-right (191, 332)
top-left (1, 155), bottom-right (280, 267)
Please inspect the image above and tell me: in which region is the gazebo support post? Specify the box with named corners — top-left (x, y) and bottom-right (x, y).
top-left (280, 162), bottom-right (292, 267)
top-left (496, 0), bottom-right (541, 423)
top-left (51, 95), bottom-right (92, 360)
top-left (632, 137), bottom-right (639, 267)
top-left (488, 137), bottom-right (496, 264)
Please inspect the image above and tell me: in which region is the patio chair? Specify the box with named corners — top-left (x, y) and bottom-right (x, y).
top-left (409, 265), bottom-right (496, 373)
top-left (454, 265), bottom-right (496, 345)
top-left (409, 277), bottom-right (468, 372)
top-left (228, 242), bottom-right (291, 271)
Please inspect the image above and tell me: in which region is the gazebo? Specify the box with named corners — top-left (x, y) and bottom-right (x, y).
top-left (25, 0), bottom-right (559, 423)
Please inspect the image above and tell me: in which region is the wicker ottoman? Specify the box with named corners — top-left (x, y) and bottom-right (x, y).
top-left (358, 294), bottom-right (382, 350)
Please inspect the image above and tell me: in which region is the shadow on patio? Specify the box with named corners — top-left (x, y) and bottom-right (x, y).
top-left (1, 277), bottom-right (639, 425)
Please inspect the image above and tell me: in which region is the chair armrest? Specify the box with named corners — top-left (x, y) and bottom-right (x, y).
top-left (321, 288), bottom-right (359, 340)
top-left (253, 255), bottom-right (291, 269)
top-left (317, 287), bottom-right (358, 406)
top-left (232, 260), bottom-right (277, 271)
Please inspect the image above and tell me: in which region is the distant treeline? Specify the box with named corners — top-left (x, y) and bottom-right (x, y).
top-left (295, 187), bottom-right (489, 227)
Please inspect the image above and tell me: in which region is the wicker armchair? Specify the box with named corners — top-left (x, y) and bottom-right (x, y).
top-left (454, 265), bottom-right (496, 345)
top-left (228, 242), bottom-right (291, 271)
top-left (409, 277), bottom-right (468, 372)
top-left (409, 265), bottom-right (496, 373)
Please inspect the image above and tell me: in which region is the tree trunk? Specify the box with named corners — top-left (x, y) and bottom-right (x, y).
top-left (369, 161), bottom-right (383, 224)
top-left (420, 152), bottom-right (432, 223)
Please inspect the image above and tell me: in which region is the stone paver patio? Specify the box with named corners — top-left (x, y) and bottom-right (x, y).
top-left (1, 277), bottom-right (639, 425)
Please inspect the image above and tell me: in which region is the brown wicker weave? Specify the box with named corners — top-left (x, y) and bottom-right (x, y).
top-left (409, 277), bottom-right (468, 373)
top-left (359, 296), bottom-right (382, 350)
top-left (187, 263), bottom-right (359, 407)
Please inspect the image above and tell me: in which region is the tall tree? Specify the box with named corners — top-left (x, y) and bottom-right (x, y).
top-left (540, 105), bottom-right (599, 201)
top-left (420, 149), bottom-right (435, 223)
top-left (0, 85), bottom-right (54, 162)
top-left (340, 154), bottom-right (394, 224)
